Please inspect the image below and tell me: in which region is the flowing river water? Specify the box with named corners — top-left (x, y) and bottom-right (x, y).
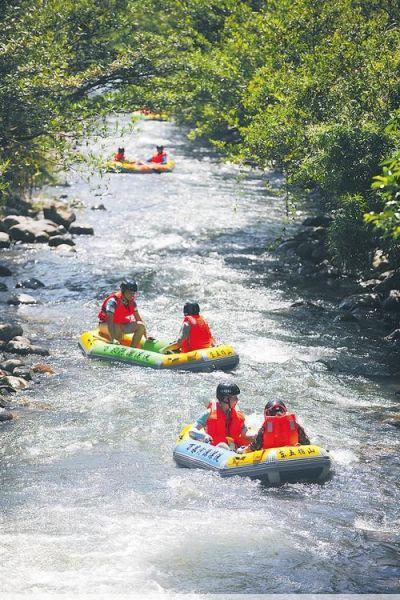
top-left (0, 117), bottom-right (399, 597)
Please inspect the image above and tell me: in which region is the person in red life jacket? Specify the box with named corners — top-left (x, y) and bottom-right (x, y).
top-left (147, 145), bottom-right (168, 164)
top-left (161, 302), bottom-right (215, 354)
top-left (97, 280), bottom-right (147, 348)
top-left (237, 400), bottom-right (310, 454)
top-left (114, 147), bottom-right (125, 162)
top-left (189, 383), bottom-right (255, 450)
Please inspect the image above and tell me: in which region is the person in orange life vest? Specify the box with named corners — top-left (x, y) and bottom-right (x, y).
top-left (147, 145), bottom-right (168, 164)
top-left (114, 147), bottom-right (125, 162)
top-left (97, 280), bottom-right (147, 347)
top-left (237, 400), bottom-right (310, 454)
top-left (189, 383), bottom-right (255, 450)
top-left (161, 302), bottom-right (215, 354)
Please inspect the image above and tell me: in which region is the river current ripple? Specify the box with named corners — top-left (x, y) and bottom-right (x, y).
top-left (0, 118), bottom-right (398, 595)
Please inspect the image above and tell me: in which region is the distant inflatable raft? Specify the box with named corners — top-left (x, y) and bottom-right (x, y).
top-left (79, 330), bottom-right (239, 371)
top-left (173, 425), bottom-right (332, 485)
top-left (106, 160), bottom-right (175, 174)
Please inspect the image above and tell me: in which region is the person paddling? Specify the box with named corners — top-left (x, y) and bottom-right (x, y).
top-left (114, 147), bottom-right (125, 162)
top-left (147, 145), bottom-right (168, 164)
top-left (97, 280), bottom-right (147, 348)
top-left (162, 302), bottom-right (215, 353)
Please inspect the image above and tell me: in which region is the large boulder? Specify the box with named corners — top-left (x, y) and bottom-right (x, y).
top-left (0, 233), bottom-right (10, 248)
top-left (91, 204), bottom-right (106, 211)
top-left (13, 366), bottom-right (32, 380)
top-left (8, 218), bottom-right (65, 243)
top-left (0, 282), bottom-right (8, 291)
top-left (69, 224), bottom-right (94, 235)
top-left (43, 200), bottom-right (76, 229)
top-left (32, 363), bottom-right (55, 375)
top-left (7, 294), bottom-right (39, 305)
top-left (0, 324), bottom-right (24, 342)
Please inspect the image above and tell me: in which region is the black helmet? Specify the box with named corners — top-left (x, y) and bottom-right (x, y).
top-left (156, 145), bottom-right (164, 151)
top-left (120, 280), bottom-right (138, 293)
top-left (216, 382), bottom-right (240, 402)
top-left (183, 302), bottom-right (200, 316)
top-left (264, 399), bottom-right (287, 416)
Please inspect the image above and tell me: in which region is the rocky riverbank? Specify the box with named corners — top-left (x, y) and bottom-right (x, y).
top-left (275, 214), bottom-right (400, 351)
top-left (0, 194), bottom-right (95, 421)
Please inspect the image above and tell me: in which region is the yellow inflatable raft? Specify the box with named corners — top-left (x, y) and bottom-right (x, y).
top-left (106, 160), bottom-right (175, 174)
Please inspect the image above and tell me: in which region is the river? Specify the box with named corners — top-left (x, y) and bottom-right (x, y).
top-left (0, 117), bottom-right (399, 597)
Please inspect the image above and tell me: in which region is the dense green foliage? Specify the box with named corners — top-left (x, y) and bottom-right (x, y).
top-left (1, 0), bottom-right (399, 272)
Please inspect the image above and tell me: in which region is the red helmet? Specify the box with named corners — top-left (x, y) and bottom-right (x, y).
top-left (264, 400), bottom-right (287, 416)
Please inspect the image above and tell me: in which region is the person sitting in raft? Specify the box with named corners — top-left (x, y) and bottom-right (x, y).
top-left (161, 302), bottom-right (215, 354)
top-left (236, 400), bottom-right (310, 454)
top-left (97, 280), bottom-right (147, 348)
top-left (114, 147), bottom-right (126, 162)
top-left (189, 383), bottom-right (255, 450)
top-left (147, 145), bottom-right (168, 164)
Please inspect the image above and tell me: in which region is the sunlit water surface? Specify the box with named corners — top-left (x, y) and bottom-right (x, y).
top-left (0, 118), bottom-right (399, 596)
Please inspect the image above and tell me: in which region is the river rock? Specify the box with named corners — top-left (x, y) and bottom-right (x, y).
top-left (43, 200), bottom-right (76, 229)
top-left (372, 249), bottom-right (389, 270)
top-left (359, 278), bottom-right (380, 291)
top-left (12, 366), bottom-right (32, 380)
top-left (339, 293), bottom-right (380, 311)
top-left (48, 235), bottom-right (75, 247)
top-left (0, 282), bottom-right (8, 291)
top-left (91, 204), bottom-right (106, 211)
top-left (374, 270), bottom-right (400, 295)
top-left (308, 227), bottom-right (327, 240)
top-left (7, 294), bottom-right (39, 305)
top-left (29, 345), bottom-right (50, 356)
top-left (5, 336), bottom-right (33, 354)
top-left (382, 290), bottom-right (400, 312)
top-left (54, 244), bottom-right (76, 253)
top-left (8, 217), bottom-right (65, 243)
top-left (15, 278), bottom-right (45, 290)
top-left (0, 408), bottom-right (13, 421)
top-left (32, 363), bottom-right (55, 374)
top-left (0, 375), bottom-right (29, 390)
top-left (0, 233), bottom-right (10, 248)
top-left (0, 359), bottom-right (25, 373)
top-left (302, 215), bottom-right (332, 227)
top-left (69, 224), bottom-right (94, 235)
top-left (0, 215), bottom-right (26, 231)
top-left (0, 324), bottom-right (24, 342)
top-left (0, 265), bottom-right (12, 276)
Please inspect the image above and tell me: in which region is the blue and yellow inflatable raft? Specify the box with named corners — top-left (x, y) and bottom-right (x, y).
top-left (173, 425), bottom-right (331, 484)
